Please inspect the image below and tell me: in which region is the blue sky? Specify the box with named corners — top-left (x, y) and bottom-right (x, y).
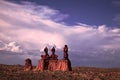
top-left (9, 0), bottom-right (120, 27)
top-left (0, 0), bottom-right (120, 67)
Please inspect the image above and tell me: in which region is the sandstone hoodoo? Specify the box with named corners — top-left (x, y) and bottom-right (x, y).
top-left (24, 58), bottom-right (33, 71)
top-left (35, 45), bottom-right (72, 71)
top-left (49, 47), bottom-right (58, 60)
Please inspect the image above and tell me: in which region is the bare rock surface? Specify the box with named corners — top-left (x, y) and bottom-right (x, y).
top-left (24, 58), bottom-right (32, 71)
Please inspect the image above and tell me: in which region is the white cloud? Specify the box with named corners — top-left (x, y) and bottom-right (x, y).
top-left (0, 0), bottom-right (120, 67)
top-left (6, 41), bottom-right (23, 53)
top-left (112, 0), bottom-right (120, 7)
top-left (0, 1), bottom-right (120, 66)
top-left (0, 40), bottom-right (6, 50)
top-left (113, 14), bottom-right (120, 25)
top-left (98, 25), bottom-right (108, 33)
top-left (0, 41), bottom-right (23, 53)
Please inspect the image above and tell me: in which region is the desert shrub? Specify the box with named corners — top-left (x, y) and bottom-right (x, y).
top-left (0, 64), bottom-right (120, 80)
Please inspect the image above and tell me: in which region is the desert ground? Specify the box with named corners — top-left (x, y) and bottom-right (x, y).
top-left (0, 64), bottom-right (120, 80)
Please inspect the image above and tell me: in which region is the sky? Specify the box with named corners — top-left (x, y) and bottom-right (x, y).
top-left (0, 0), bottom-right (120, 67)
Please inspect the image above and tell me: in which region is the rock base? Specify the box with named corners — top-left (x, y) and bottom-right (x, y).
top-left (35, 59), bottom-right (72, 71)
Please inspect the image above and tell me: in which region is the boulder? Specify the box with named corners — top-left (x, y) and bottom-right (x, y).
top-left (24, 58), bottom-right (32, 71)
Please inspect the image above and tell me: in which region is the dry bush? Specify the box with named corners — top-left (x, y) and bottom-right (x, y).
top-left (0, 64), bottom-right (120, 80)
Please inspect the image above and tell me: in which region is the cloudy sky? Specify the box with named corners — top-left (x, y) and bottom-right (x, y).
top-left (0, 0), bottom-right (120, 67)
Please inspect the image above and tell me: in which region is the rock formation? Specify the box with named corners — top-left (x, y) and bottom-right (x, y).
top-left (35, 45), bottom-right (72, 71)
top-left (49, 47), bottom-right (58, 60)
top-left (24, 58), bottom-right (33, 71)
top-left (62, 45), bottom-right (72, 71)
top-left (35, 47), bottom-right (49, 70)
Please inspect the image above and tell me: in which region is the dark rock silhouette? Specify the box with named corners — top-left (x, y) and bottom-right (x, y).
top-left (35, 45), bottom-right (72, 71)
top-left (49, 47), bottom-right (58, 60)
top-left (24, 58), bottom-right (32, 71)
top-left (41, 47), bottom-right (49, 60)
top-left (63, 45), bottom-right (68, 60)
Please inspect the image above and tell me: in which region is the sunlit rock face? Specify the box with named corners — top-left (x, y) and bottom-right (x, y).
top-left (48, 59), bottom-right (72, 71)
top-left (35, 59), bottom-right (72, 71)
top-left (24, 58), bottom-right (33, 71)
top-left (35, 45), bottom-right (72, 71)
